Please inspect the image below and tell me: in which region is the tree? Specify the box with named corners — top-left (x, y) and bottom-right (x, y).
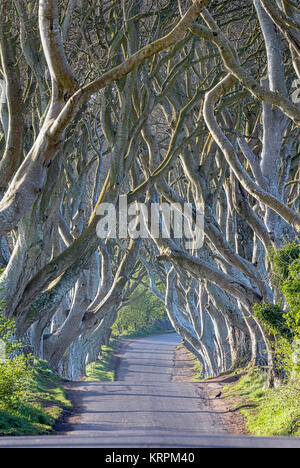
top-left (0, 0), bottom-right (299, 386)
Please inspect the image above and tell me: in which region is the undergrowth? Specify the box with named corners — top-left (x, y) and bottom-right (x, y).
top-left (0, 360), bottom-right (71, 436)
top-left (223, 367), bottom-right (300, 437)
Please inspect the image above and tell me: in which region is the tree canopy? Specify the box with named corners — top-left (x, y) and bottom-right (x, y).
top-left (0, 0), bottom-right (299, 385)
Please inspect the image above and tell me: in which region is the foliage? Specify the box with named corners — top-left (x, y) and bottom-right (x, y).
top-left (0, 286), bottom-right (71, 435)
top-left (253, 303), bottom-right (293, 342)
top-left (269, 240), bottom-right (300, 336)
top-left (0, 313), bottom-right (33, 411)
top-left (0, 272), bottom-right (34, 412)
top-left (0, 355), bottom-right (32, 411)
top-left (254, 241), bottom-right (300, 379)
top-left (268, 240), bottom-right (300, 282)
top-left (281, 258), bottom-right (300, 335)
top-left (112, 286), bottom-right (169, 337)
top-left (0, 359), bottom-right (72, 436)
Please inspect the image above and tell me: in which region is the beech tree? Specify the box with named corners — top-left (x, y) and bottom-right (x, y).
top-left (0, 0), bottom-right (299, 385)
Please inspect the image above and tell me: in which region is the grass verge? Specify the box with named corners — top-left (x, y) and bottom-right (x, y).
top-left (176, 343), bottom-right (204, 382)
top-left (85, 342), bottom-right (118, 382)
top-left (189, 353), bottom-right (203, 382)
top-left (181, 342), bottom-right (300, 437)
top-left (0, 360), bottom-right (72, 436)
top-left (222, 367), bottom-right (300, 437)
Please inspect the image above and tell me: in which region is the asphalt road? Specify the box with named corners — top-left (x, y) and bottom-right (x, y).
top-left (0, 333), bottom-right (299, 448)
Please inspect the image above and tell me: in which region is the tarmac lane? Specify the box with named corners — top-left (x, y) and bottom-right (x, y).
top-left (0, 333), bottom-right (299, 448)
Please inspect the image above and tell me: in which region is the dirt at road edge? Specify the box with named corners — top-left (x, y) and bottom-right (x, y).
top-left (172, 344), bottom-right (249, 436)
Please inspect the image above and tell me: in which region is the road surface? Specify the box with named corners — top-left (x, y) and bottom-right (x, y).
top-left (0, 333), bottom-right (299, 448)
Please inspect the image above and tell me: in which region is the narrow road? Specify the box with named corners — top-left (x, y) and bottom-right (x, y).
top-left (0, 333), bottom-right (299, 448)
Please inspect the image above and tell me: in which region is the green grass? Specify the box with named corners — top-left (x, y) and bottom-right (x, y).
top-left (85, 343), bottom-right (117, 382)
top-left (189, 354), bottom-right (203, 381)
top-left (222, 367), bottom-right (300, 437)
top-left (0, 360), bottom-right (72, 436)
